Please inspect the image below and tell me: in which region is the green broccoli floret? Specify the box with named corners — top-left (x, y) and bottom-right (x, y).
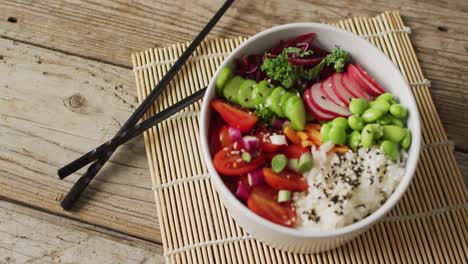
top-left (324, 47), bottom-right (351, 72)
top-left (261, 47), bottom-right (304, 89)
top-left (255, 105), bottom-right (274, 124)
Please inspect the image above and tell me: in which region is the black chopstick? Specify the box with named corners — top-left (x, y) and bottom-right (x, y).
top-left (64, 88), bottom-right (206, 173)
top-left (59, 0), bottom-right (234, 210)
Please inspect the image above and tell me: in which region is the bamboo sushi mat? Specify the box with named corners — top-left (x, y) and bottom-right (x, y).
top-left (132, 11), bottom-right (468, 264)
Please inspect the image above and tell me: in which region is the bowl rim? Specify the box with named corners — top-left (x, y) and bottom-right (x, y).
top-left (199, 22), bottom-right (421, 238)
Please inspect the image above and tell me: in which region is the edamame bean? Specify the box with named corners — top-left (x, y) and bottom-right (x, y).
top-left (361, 123), bottom-right (383, 148)
top-left (381, 140), bottom-right (399, 161)
top-left (382, 125), bottom-right (406, 143)
top-left (378, 114), bottom-right (392, 125)
top-left (401, 129), bottom-right (412, 149)
top-left (368, 123), bottom-right (383, 139)
top-left (361, 126), bottom-right (374, 148)
top-left (348, 115), bottom-right (365, 131)
top-left (389, 116), bottom-right (404, 127)
top-left (320, 123), bottom-right (331, 143)
top-left (332, 117), bottom-right (348, 130)
top-left (389, 104), bottom-right (408, 119)
top-left (328, 126), bottom-right (347, 145)
top-left (370, 100), bottom-right (390, 114)
top-left (348, 131), bottom-right (361, 151)
top-left (376, 92), bottom-right (394, 102)
top-left (349, 98), bottom-right (369, 115)
top-left (362, 108), bottom-right (384, 123)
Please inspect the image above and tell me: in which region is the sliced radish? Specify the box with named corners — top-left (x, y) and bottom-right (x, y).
top-left (307, 83), bottom-right (351, 117)
top-left (320, 77), bottom-right (346, 107)
top-left (341, 72), bottom-right (373, 100)
top-left (354, 64), bottom-right (385, 94)
top-left (348, 64), bottom-right (384, 96)
top-left (330, 73), bottom-right (354, 106)
top-left (303, 88), bottom-right (336, 120)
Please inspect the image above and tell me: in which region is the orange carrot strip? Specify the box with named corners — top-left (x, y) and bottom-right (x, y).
top-left (329, 145), bottom-right (349, 154)
top-left (296, 131), bottom-right (309, 141)
top-left (305, 129), bottom-right (322, 145)
top-left (283, 125), bottom-right (301, 144)
top-left (305, 123), bottom-right (321, 132)
top-left (301, 140), bottom-right (314, 148)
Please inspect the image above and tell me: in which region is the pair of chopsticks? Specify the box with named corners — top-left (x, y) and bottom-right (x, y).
top-left (59, 0), bottom-right (234, 210)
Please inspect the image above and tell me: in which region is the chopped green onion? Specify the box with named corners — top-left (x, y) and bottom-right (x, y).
top-left (299, 152), bottom-right (313, 172)
top-left (287, 158), bottom-right (301, 172)
top-left (271, 154), bottom-right (288, 173)
top-left (242, 152), bottom-right (252, 162)
top-left (277, 190), bottom-right (291, 203)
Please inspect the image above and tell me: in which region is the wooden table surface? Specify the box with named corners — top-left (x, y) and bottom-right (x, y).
top-left (0, 0), bottom-right (466, 262)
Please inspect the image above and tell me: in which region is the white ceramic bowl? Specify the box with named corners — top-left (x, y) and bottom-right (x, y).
top-left (199, 23), bottom-right (421, 253)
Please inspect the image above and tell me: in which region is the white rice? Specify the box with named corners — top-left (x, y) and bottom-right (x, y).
top-left (293, 144), bottom-right (408, 230)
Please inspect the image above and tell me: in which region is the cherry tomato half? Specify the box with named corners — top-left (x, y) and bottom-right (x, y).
top-left (211, 99), bottom-right (258, 132)
top-left (219, 125), bottom-right (234, 148)
top-left (263, 168), bottom-right (308, 191)
top-left (256, 130), bottom-right (282, 153)
top-left (247, 185), bottom-right (297, 227)
top-left (281, 144), bottom-right (310, 159)
top-left (213, 148), bottom-right (265, 176)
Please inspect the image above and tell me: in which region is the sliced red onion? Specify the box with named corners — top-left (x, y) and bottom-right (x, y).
top-left (296, 42), bottom-right (310, 51)
top-left (229, 126), bottom-right (242, 142)
top-left (235, 180), bottom-right (251, 202)
top-left (242, 136), bottom-right (259, 152)
top-left (287, 56), bottom-right (324, 66)
top-left (247, 169), bottom-right (264, 187)
top-left (245, 65), bottom-right (258, 74)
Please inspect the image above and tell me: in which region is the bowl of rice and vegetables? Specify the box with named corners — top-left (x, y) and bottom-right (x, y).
top-left (200, 23), bottom-right (420, 253)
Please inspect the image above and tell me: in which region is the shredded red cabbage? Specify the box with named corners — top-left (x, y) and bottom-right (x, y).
top-left (234, 54), bottom-right (266, 82)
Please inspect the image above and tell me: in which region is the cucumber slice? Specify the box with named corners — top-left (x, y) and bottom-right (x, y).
top-left (284, 95), bottom-right (301, 116)
top-left (266, 86), bottom-right (286, 117)
top-left (280, 92), bottom-right (296, 114)
top-left (215, 67), bottom-right (233, 95)
top-left (252, 80), bottom-right (273, 107)
top-left (223, 76), bottom-right (245, 104)
top-left (237, 79), bottom-right (257, 109)
top-left (284, 96), bottom-right (306, 131)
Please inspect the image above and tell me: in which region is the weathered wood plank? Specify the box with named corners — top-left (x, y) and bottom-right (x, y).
top-left (1, 0), bottom-right (466, 155)
top-left (0, 199), bottom-right (164, 264)
top-left (0, 38), bottom-right (161, 241)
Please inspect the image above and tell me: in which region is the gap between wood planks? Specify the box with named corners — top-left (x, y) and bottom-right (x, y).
top-left (0, 196), bottom-right (164, 247)
top-left (0, 35), bottom-right (133, 70)
top-left (0, 198), bottom-right (164, 263)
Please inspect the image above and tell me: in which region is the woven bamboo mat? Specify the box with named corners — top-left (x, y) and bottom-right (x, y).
top-left (132, 11), bottom-right (467, 263)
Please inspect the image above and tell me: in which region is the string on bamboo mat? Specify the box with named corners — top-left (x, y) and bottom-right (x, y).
top-left (133, 11), bottom-right (468, 264)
